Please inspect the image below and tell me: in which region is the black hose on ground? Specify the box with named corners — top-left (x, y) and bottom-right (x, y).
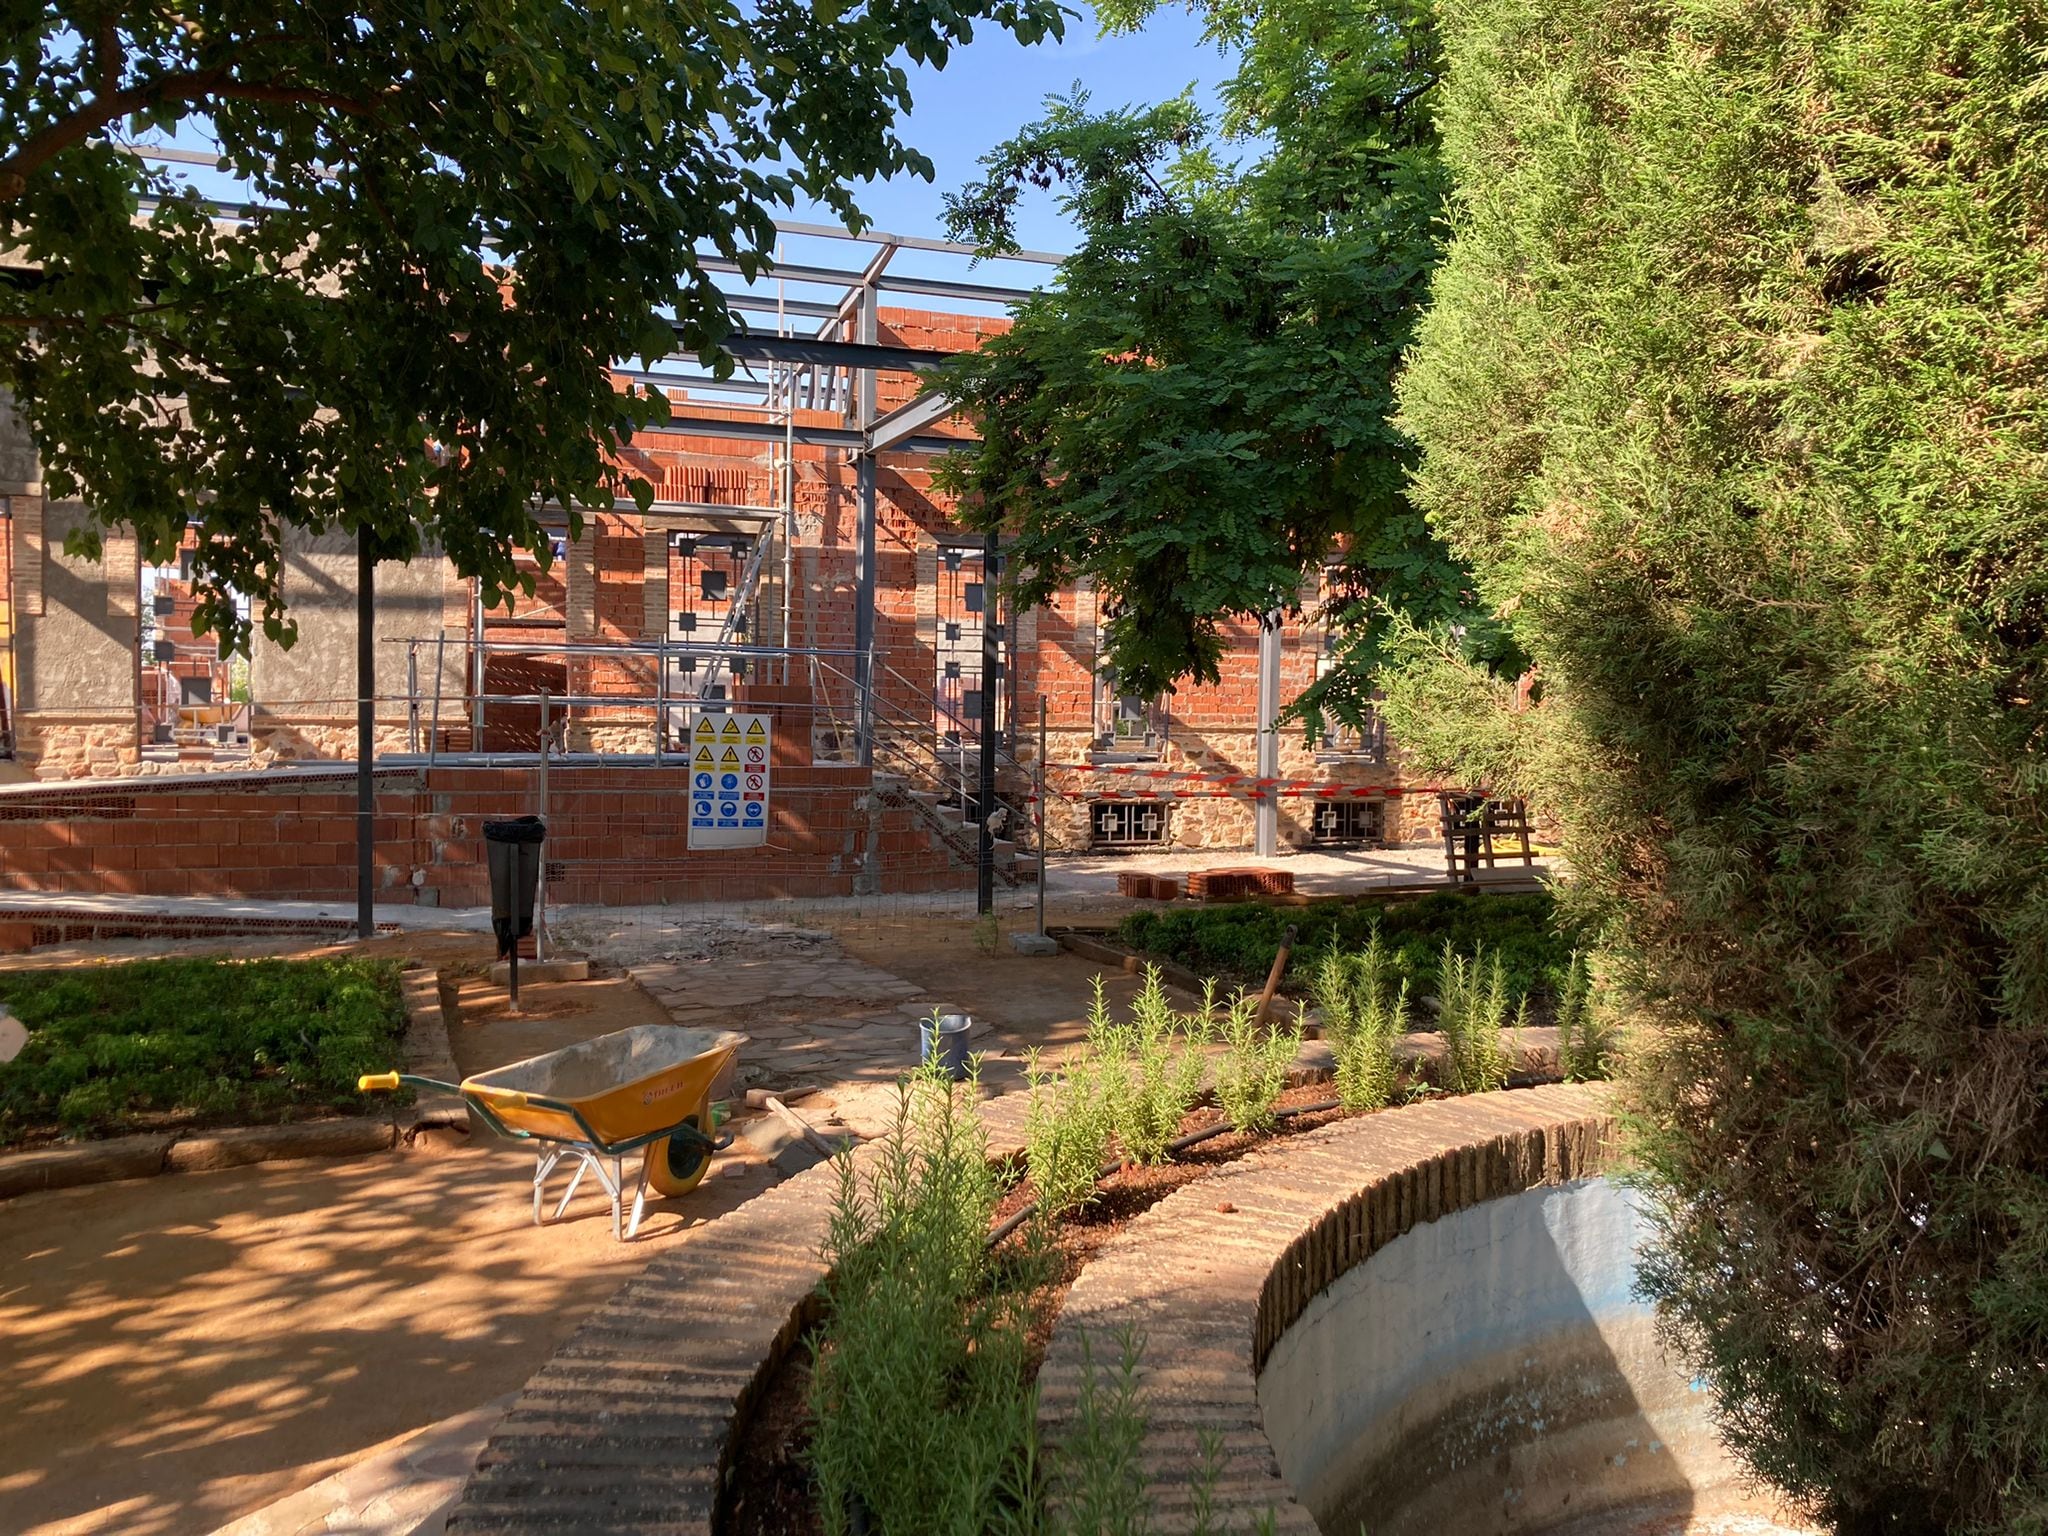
top-left (985, 1098), bottom-right (1343, 1248)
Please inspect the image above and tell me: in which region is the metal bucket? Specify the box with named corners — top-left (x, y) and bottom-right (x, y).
top-left (918, 1013), bottom-right (973, 1081)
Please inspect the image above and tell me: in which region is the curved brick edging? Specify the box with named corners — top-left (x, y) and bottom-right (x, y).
top-left (447, 1088), bottom-right (1039, 1535)
top-left (447, 1075), bottom-right (1589, 1535)
top-left (1035, 1083), bottom-right (1618, 1534)
top-left (0, 963), bottom-right (448, 1201)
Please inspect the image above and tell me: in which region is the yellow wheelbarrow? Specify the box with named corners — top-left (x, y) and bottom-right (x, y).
top-left (359, 1025), bottom-right (739, 1241)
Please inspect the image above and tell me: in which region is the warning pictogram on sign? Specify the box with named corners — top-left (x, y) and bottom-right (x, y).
top-left (689, 711), bottom-right (774, 849)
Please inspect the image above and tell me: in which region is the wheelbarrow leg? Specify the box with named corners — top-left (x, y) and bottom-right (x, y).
top-left (533, 1147), bottom-right (567, 1227)
top-left (552, 1151), bottom-right (594, 1223)
top-left (626, 1158), bottom-right (652, 1242)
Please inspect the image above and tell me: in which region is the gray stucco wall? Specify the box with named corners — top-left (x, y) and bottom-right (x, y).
top-left (0, 391), bottom-right (40, 494)
top-left (252, 529), bottom-right (450, 720)
top-left (14, 500), bottom-right (135, 714)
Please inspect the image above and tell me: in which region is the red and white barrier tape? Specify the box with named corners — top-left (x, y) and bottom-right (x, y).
top-left (1016, 783), bottom-right (1444, 804)
top-left (1042, 762), bottom-right (1453, 801)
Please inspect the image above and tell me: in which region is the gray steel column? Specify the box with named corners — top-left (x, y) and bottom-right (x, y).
top-left (356, 526), bottom-right (375, 939)
top-left (852, 282), bottom-right (879, 766)
top-left (1255, 612), bottom-right (1282, 858)
top-left (976, 529), bottom-right (1000, 915)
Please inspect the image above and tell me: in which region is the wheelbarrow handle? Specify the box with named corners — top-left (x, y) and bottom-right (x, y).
top-left (357, 1071), bottom-right (462, 1094)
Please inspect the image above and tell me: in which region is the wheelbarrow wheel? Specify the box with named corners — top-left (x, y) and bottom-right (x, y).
top-left (643, 1103), bottom-right (713, 1197)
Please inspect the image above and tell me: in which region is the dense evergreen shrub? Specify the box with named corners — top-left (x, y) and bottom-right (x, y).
top-left (1396, 0), bottom-right (2048, 1527)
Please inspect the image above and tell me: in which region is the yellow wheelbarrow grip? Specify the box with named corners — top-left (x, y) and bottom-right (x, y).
top-left (358, 1072), bottom-right (402, 1093)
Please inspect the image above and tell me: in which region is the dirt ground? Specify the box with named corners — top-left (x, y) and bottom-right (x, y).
top-left (832, 913), bottom-right (1190, 1065)
top-left (0, 1129), bottom-right (782, 1536)
top-left (0, 936), bottom-right (768, 1536)
top-left (0, 916), bottom-right (1170, 1536)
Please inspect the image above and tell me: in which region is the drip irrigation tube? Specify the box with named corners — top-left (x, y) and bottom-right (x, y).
top-left (983, 1095), bottom-right (1343, 1249)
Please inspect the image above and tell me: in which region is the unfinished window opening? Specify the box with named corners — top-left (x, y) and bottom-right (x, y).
top-left (1312, 565), bottom-right (1387, 763)
top-left (1310, 798), bottom-right (1386, 848)
top-left (140, 535), bottom-right (252, 761)
top-left (1091, 799), bottom-right (1170, 849)
top-left (1092, 668), bottom-right (1167, 759)
top-left (934, 544), bottom-right (1007, 749)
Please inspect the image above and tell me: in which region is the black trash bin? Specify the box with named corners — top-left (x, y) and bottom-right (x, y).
top-left (484, 816), bottom-right (546, 1003)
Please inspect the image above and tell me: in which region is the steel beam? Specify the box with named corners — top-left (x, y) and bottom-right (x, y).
top-left (773, 217), bottom-right (1064, 266)
top-left (694, 253), bottom-right (1037, 306)
top-left (869, 390), bottom-right (959, 454)
top-left (718, 332), bottom-right (952, 374)
top-left (634, 413), bottom-right (965, 455)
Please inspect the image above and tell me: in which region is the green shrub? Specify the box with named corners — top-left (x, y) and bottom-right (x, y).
top-left (0, 956), bottom-right (406, 1143)
top-left (807, 1060), bottom-right (1033, 1536)
top-left (1118, 891), bottom-right (1572, 1008)
top-left (1210, 992), bottom-right (1302, 1136)
top-left (1396, 0), bottom-right (2048, 1521)
top-left (1433, 944), bottom-right (1517, 1097)
top-left (1009, 1326), bottom-right (1263, 1536)
top-left (1029, 1328), bottom-right (1153, 1536)
top-left (1022, 1045), bottom-right (1114, 1220)
top-left (1093, 968), bottom-right (1208, 1166)
top-left (1312, 930), bottom-right (1409, 1112)
top-left (1552, 954), bottom-right (1617, 1083)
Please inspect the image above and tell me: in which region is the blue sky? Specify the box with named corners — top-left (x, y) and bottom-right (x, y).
top-left (813, 4), bottom-right (1238, 254)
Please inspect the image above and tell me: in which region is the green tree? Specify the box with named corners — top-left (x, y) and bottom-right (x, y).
top-left (1395, 0), bottom-right (2048, 1527)
top-left (1, 0), bottom-right (1062, 647)
top-left (934, 1), bottom-right (1511, 715)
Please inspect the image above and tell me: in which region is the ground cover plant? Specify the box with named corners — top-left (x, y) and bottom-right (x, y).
top-left (1117, 890), bottom-right (1570, 1006)
top-left (0, 956), bottom-right (406, 1144)
top-left (1389, 0), bottom-right (2048, 1524)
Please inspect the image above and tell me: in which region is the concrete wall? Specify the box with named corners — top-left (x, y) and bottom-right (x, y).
top-left (1259, 1178), bottom-right (1802, 1535)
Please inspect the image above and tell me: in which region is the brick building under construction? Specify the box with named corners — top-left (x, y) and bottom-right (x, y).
top-left (0, 223), bottom-right (1420, 909)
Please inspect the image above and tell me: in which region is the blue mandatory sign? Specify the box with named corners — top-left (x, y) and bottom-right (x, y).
top-left (720, 801), bottom-right (739, 818)
top-left (743, 802), bottom-right (764, 821)
top-left (720, 772), bottom-right (740, 790)
top-left (694, 772), bottom-right (713, 790)
top-left (693, 799), bottom-right (713, 819)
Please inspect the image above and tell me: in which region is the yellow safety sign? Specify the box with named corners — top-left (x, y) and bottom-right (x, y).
top-left (745, 720), bottom-right (767, 742)
top-left (720, 719), bottom-right (742, 741)
top-left (694, 718), bottom-right (717, 741)
top-left (721, 745), bottom-right (741, 765)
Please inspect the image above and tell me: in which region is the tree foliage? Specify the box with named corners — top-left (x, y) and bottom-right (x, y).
top-left (934, 2), bottom-right (1509, 712)
top-left (1396, 0), bottom-right (2048, 1526)
top-left (0, 0), bottom-right (1062, 648)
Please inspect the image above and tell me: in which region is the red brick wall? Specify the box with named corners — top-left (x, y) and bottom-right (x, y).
top-left (0, 751), bottom-right (978, 907)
